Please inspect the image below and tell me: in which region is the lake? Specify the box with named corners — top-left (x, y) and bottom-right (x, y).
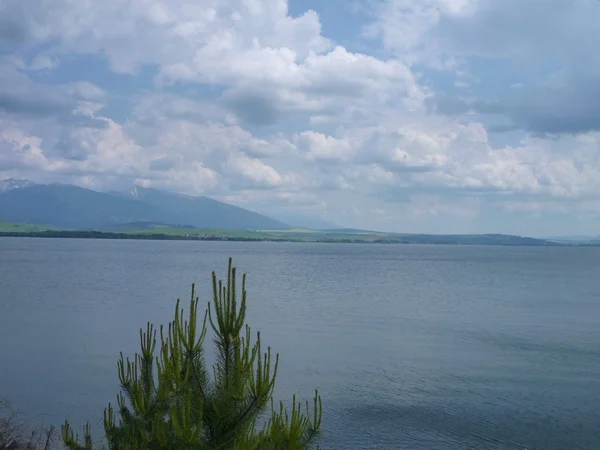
top-left (1, 238), bottom-right (599, 449)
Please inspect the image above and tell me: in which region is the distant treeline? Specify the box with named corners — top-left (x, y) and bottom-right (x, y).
top-left (0, 230), bottom-right (362, 243)
top-left (0, 229), bottom-right (591, 246)
top-left (0, 230), bottom-right (279, 242)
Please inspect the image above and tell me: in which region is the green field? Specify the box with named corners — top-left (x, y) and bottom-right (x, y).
top-left (109, 224), bottom-right (385, 241)
top-left (120, 227), bottom-right (271, 239)
top-left (123, 227), bottom-right (388, 241)
top-left (259, 228), bottom-right (320, 234)
top-left (0, 220), bottom-right (392, 242)
top-left (257, 228), bottom-right (389, 241)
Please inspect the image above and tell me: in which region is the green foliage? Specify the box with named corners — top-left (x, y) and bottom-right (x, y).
top-left (61, 258), bottom-right (322, 450)
top-left (0, 221), bottom-right (62, 233)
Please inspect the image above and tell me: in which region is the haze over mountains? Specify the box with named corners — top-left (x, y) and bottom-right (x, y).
top-left (0, 179), bottom-right (290, 230)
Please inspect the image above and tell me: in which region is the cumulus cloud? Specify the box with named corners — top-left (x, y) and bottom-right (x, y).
top-left (1, 0), bottom-right (423, 126)
top-left (0, 62), bottom-right (107, 129)
top-left (0, 121), bottom-right (47, 171)
top-left (368, 0), bottom-right (600, 64)
top-left (369, 0), bottom-right (600, 135)
top-left (1, 0), bottom-right (599, 234)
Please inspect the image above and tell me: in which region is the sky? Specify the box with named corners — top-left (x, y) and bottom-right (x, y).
top-left (1, 0), bottom-right (599, 236)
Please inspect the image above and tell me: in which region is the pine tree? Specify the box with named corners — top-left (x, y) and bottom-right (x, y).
top-left (62, 258), bottom-right (322, 450)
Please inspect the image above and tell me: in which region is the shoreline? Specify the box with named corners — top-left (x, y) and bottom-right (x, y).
top-left (1, 230), bottom-right (598, 247)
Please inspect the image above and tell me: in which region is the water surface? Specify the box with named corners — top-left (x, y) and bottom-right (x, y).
top-left (1, 238), bottom-right (599, 449)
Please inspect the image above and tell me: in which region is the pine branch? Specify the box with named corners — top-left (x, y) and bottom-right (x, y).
top-left (61, 257), bottom-right (323, 450)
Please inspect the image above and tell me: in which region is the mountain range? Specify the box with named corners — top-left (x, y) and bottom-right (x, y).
top-left (0, 179), bottom-right (290, 230)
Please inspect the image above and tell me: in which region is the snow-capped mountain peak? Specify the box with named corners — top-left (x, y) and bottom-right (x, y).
top-left (0, 178), bottom-right (35, 193)
top-left (129, 186), bottom-right (140, 199)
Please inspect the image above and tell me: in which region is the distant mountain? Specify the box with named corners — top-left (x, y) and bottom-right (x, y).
top-left (113, 186), bottom-right (290, 230)
top-left (266, 211), bottom-right (342, 230)
top-left (102, 221), bottom-right (196, 231)
top-left (0, 178), bottom-right (35, 193)
top-left (0, 183), bottom-right (158, 229)
top-left (0, 180), bottom-right (290, 230)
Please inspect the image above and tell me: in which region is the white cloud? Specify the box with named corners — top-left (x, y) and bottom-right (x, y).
top-left (367, 0), bottom-right (600, 66)
top-left (4, 83), bottom-right (600, 233)
top-left (224, 153), bottom-right (284, 188)
top-left (295, 131), bottom-right (355, 163)
top-left (2, 0), bottom-right (423, 126)
top-left (1, 0), bottom-right (600, 234)
top-left (0, 121), bottom-right (48, 171)
top-left (370, 0), bottom-right (600, 134)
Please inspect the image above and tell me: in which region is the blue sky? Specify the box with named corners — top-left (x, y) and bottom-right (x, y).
top-left (1, 0), bottom-right (599, 236)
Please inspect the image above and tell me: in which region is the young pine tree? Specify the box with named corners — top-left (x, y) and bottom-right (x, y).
top-left (62, 258), bottom-right (322, 450)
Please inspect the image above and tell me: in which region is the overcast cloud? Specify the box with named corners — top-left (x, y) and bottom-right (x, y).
top-left (0, 0), bottom-right (599, 235)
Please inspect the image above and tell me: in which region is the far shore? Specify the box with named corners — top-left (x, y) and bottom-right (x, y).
top-left (1, 229), bottom-right (598, 247)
